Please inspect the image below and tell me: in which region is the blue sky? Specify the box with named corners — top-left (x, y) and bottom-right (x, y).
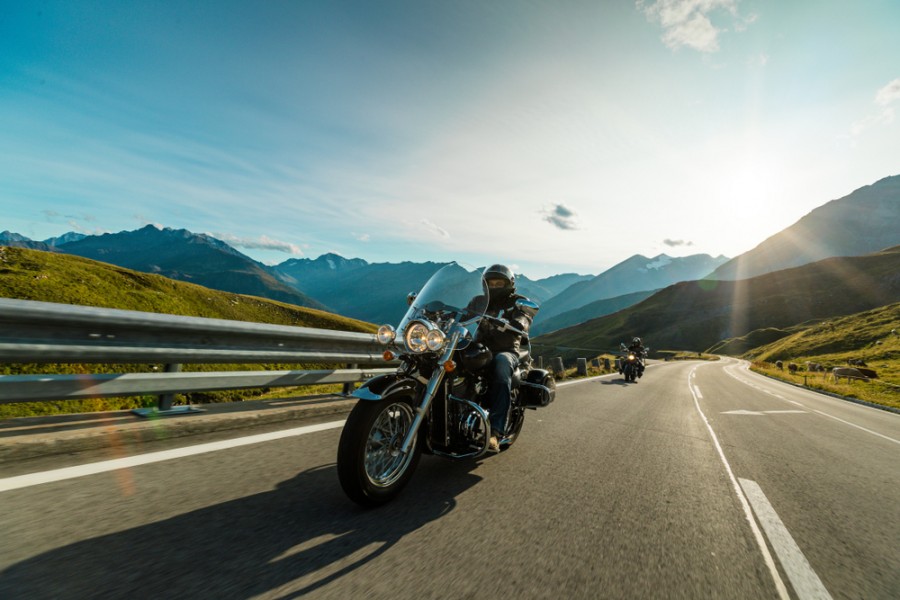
top-left (2, 0), bottom-right (898, 279)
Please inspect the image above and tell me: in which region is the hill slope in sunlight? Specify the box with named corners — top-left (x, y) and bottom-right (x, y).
top-left (533, 246), bottom-right (900, 361)
top-left (0, 246), bottom-right (374, 333)
top-left (709, 174), bottom-right (900, 281)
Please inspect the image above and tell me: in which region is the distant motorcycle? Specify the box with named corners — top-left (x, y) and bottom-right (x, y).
top-left (337, 263), bottom-right (556, 507)
top-left (619, 344), bottom-right (645, 383)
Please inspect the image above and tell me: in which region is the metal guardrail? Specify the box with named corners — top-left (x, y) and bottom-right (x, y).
top-left (0, 298), bottom-right (396, 410)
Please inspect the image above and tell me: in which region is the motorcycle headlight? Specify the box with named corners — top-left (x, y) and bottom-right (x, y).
top-left (376, 324), bottom-right (396, 345)
top-left (628, 354), bottom-right (635, 360)
top-left (404, 321), bottom-right (429, 353)
top-left (426, 329), bottom-right (446, 351)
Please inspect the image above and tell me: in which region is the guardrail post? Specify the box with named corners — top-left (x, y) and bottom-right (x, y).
top-left (158, 363), bottom-right (182, 410)
top-left (133, 364), bottom-right (204, 418)
top-left (576, 358), bottom-right (587, 376)
top-left (343, 363), bottom-right (358, 396)
top-left (551, 357), bottom-right (565, 378)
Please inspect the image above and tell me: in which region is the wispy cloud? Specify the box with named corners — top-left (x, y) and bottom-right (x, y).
top-left (542, 203), bottom-right (579, 231)
top-left (663, 238), bottom-right (694, 247)
top-left (352, 232), bottom-right (371, 242)
top-left (421, 219), bottom-right (450, 239)
top-left (851, 77), bottom-right (900, 136)
top-left (637, 0), bottom-right (753, 53)
top-left (211, 232), bottom-right (304, 255)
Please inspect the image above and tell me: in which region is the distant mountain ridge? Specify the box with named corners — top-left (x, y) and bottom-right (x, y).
top-left (709, 174), bottom-right (900, 280)
top-left (534, 246), bottom-right (900, 360)
top-left (5, 173), bottom-right (898, 331)
top-left (42, 225), bottom-right (327, 310)
top-left (535, 253), bottom-right (730, 324)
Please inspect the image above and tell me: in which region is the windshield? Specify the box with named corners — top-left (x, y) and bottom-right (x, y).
top-left (397, 263), bottom-right (488, 339)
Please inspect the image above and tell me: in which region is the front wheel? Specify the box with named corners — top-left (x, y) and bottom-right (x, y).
top-left (337, 394), bottom-right (422, 507)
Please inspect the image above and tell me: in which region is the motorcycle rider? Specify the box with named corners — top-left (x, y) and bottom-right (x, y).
top-left (480, 264), bottom-right (534, 453)
top-left (627, 337), bottom-right (646, 377)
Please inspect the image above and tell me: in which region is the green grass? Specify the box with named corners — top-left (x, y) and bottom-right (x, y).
top-left (0, 247), bottom-right (378, 418)
top-left (744, 303), bottom-right (900, 410)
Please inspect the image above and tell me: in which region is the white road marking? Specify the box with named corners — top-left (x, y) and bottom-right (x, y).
top-left (693, 386), bottom-right (703, 399)
top-left (724, 360), bottom-right (899, 445)
top-left (810, 410), bottom-right (900, 445)
top-left (0, 420), bottom-right (346, 493)
top-left (721, 410), bottom-right (808, 416)
top-left (739, 478), bottom-right (833, 600)
top-left (688, 366), bottom-right (791, 600)
top-left (556, 372), bottom-right (617, 387)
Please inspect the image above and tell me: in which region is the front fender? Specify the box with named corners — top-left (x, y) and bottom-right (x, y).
top-left (352, 373), bottom-right (422, 401)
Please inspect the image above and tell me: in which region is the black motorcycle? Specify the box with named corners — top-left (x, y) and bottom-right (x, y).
top-left (619, 344), bottom-right (645, 383)
top-left (337, 263), bottom-right (556, 507)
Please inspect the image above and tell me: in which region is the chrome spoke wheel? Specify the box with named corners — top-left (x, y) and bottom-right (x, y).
top-left (364, 402), bottom-right (416, 488)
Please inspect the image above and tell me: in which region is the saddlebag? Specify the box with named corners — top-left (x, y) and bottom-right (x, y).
top-left (519, 369), bottom-right (556, 408)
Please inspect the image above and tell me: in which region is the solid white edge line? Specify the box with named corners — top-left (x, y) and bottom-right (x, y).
top-left (809, 410), bottom-right (900, 445)
top-left (739, 478), bottom-right (833, 600)
top-left (0, 420), bottom-right (346, 493)
top-left (724, 359), bottom-right (900, 445)
top-left (688, 365), bottom-right (791, 600)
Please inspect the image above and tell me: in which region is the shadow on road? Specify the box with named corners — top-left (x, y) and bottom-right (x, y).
top-left (600, 377), bottom-right (634, 386)
top-left (0, 457), bottom-right (482, 599)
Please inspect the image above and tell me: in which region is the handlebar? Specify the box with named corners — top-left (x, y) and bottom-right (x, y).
top-left (482, 314), bottom-right (527, 337)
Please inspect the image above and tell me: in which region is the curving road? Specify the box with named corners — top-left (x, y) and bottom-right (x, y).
top-left (1, 358), bottom-right (898, 599)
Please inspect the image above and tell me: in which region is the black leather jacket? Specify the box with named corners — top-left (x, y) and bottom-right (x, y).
top-left (480, 293), bottom-right (533, 354)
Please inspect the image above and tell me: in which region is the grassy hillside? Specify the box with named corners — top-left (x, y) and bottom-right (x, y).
top-left (741, 303), bottom-right (900, 410)
top-left (534, 246), bottom-right (900, 362)
top-left (0, 246), bottom-right (372, 331)
top-left (0, 246), bottom-right (376, 417)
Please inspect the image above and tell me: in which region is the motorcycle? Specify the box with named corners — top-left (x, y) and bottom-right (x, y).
top-left (337, 263), bottom-right (556, 507)
top-left (619, 344), bottom-right (645, 383)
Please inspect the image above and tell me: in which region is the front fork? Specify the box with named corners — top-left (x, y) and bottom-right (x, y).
top-left (398, 331), bottom-right (460, 455)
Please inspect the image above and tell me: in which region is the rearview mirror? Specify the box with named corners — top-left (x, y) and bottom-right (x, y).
top-left (515, 298), bottom-right (539, 317)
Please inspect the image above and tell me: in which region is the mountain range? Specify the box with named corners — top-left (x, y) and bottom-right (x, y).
top-left (2, 174), bottom-right (898, 338)
top-left (532, 245), bottom-right (900, 361)
top-left (533, 253), bottom-right (729, 326)
top-left (709, 174), bottom-right (900, 280)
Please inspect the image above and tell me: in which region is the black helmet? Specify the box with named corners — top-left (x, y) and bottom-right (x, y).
top-left (633, 337), bottom-right (642, 345)
top-left (484, 264), bottom-right (515, 303)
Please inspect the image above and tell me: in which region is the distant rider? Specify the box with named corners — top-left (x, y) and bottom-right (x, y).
top-left (627, 337), bottom-right (645, 377)
top-left (480, 264), bottom-right (534, 452)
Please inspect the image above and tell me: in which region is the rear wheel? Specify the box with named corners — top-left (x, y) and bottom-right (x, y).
top-left (337, 394), bottom-right (422, 507)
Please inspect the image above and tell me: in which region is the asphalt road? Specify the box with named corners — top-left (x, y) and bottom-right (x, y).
top-left (1, 358), bottom-right (898, 599)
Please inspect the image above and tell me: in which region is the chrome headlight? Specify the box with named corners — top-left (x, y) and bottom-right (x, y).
top-left (405, 321), bottom-right (429, 353)
top-left (426, 329), bottom-right (446, 352)
top-left (376, 324), bottom-right (396, 345)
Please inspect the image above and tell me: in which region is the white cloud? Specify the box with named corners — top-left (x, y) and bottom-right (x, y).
top-left (352, 232), bottom-right (371, 242)
top-left (875, 78), bottom-right (900, 107)
top-left (663, 238), bottom-right (694, 247)
top-left (421, 219), bottom-right (450, 239)
top-left (211, 232), bottom-right (304, 255)
top-left (638, 0), bottom-right (752, 53)
top-left (851, 77), bottom-right (900, 136)
top-left (542, 203), bottom-right (580, 231)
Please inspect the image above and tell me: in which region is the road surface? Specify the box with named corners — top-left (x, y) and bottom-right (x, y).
top-left (1, 358), bottom-right (898, 599)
